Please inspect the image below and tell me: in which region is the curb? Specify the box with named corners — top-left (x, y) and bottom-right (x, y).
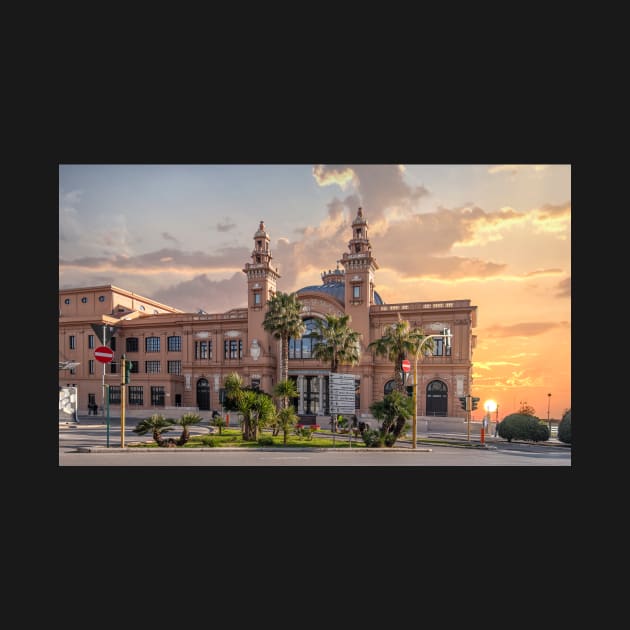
top-left (76, 446), bottom-right (433, 453)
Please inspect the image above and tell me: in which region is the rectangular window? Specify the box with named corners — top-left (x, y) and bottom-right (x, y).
top-left (110, 361), bottom-right (117, 374)
top-left (145, 336), bottom-right (160, 353)
top-left (195, 341), bottom-right (210, 359)
top-left (224, 339), bottom-right (243, 359)
top-left (128, 386), bottom-right (143, 406)
top-left (126, 337), bottom-right (138, 353)
top-left (145, 361), bottom-right (161, 373)
top-left (108, 386), bottom-right (121, 405)
top-left (69, 335), bottom-right (76, 350)
top-left (431, 338), bottom-right (452, 357)
top-left (130, 360), bottom-right (139, 373)
top-left (251, 378), bottom-right (260, 390)
top-left (70, 367), bottom-right (76, 375)
top-left (254, 292), bottom-right (261, 305)
top-left (151, 386), bottom-right (165, 406)
top-left (110, 337), bottom-right (116, 351)
top-left (89, 359), bottom-right (95, 374)
top-left (168, 360), bottom-right (182, 375)
top-left (167, 336), bottom-right (181, 352)
top-left (88, 334), bottom-right (94, 349)
top-left (353, 285), bottom-right (360, 299)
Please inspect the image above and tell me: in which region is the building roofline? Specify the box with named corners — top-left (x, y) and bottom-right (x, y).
top-left (59, 284), bottom-right (183, 313)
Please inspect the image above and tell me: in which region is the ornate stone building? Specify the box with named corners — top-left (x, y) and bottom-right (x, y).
top-left (59, 208), bottom-right (477, 419)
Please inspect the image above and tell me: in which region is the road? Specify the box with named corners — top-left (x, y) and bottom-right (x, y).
top-left (59, 419), bottom-right (571, 466)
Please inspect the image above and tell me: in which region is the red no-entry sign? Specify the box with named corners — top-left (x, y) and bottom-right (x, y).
top-left (94, 346), bottom-right (114, 363)
top-left (401, 359), bottom-right (411, 373)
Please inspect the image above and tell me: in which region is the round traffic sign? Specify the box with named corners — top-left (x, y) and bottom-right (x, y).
top-left (401, 359), bottom-right (411, 373)
top-left (94, 346), bottom-right (114, 363)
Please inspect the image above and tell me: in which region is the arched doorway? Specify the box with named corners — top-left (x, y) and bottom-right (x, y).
top-left (426, 380), bottom-right (447, 416)
top-left (196, 378), bottom-right (210, 410)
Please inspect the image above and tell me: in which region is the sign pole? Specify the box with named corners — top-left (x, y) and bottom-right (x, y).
top-left (106, 384), bottom-right (110, 447)
top-left (120, 355), bottom-right (126, 448)
top-left (101, 324), bottom-right (106, 423)
top-left (466, 394), bottom-right (471, 442)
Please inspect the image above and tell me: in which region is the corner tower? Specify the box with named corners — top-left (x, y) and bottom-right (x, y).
top-left (339, 207), bottom-right (379, 342)
top-left (243, 221), bottom-right (280, 389)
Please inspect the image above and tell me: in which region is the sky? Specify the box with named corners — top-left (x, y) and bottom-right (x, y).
top-left (59, 164), bottom-right (571, 419)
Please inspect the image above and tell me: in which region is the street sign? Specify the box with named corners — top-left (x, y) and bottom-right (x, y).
top-left (401, 359), bottom-right (411, 373)
top-left (91, 324), bottom-right (119, 345)
top-left (94, 346), bottom-right (114, 363)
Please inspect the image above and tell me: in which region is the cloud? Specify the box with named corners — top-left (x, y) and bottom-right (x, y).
top-left (161, 232), bottom-right (178, 243)
top-left (59, 205), bottom-right (81, 242)
top-left (217, 218), bottom-right (237, 232)
top-left (481, 321), bottom-right (570, 338)
top-left (523, 268), bottom-right (563, 277)
top-left (555, 277), bottom-right (571, 298)
top-left (488, 165), bottom-right (549, 175)
top-left (152, 273), bottom-right (247, 313)
top-left (312, 165), bottom-right (429, 223)
top-left (312, 165), bottom-right (355, 189)
top-left (474, 361), bottom-right (521, 370)
top-left (63, 189), bottom-right (83, 204)
top-left (60, 246), bottom-right (250, 276)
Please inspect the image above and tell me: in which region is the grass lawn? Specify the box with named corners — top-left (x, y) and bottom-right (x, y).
top-left (129, 427), bottom-right (366, 448)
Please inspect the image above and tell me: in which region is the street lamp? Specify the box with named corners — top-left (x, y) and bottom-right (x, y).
top-left (483, 399), bottom-right (497, 439)
top-left (411, 329), bottom-right (452, 450)
top-left (547, 393), bottom-right (552, 434)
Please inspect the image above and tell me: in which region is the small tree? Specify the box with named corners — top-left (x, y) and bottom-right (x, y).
top-left (558, 409), bottom-right (571, 444)
top-left (277, 406), bottom-right (299, 444)
top-left (210, 414), bottom-right (226, 435)
top-left (368, 389), bottom-right (414, 447)
top-left (175, 412), bottom-right (203, 446)
top-left (132, 414), bottom-right (175, 447)
top-left (498, 413), bottom-right (549, 442)
top-left (517, 402), bottom-right (537, 416)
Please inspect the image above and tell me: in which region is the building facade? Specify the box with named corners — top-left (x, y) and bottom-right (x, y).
top-left (59, 208), bottom-right (477, 419)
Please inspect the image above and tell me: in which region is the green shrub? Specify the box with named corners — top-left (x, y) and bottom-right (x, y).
top-left (361, 428), bottom-right (384, 447)
top-left (257, 436), bottom-right (275, 446)
top-left (199, 435), bottom-right (217, 447)
top-left (531, 422), bottom-right (550, 442)
top-left (384, 432), bottom-right (398, 447)
top-left (558, 409), bottom-right (571, 444)
top-left (497, 413), bottom-right (549, 442)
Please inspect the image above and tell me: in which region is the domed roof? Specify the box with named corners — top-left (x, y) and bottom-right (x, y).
top-left (296, 281), bottom-right (384, 305)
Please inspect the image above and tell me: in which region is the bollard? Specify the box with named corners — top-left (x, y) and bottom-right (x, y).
top-left (480, 425), bottom-right (485, 445)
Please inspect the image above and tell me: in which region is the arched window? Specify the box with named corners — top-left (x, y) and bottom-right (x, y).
top-left (426, 380), bottom-right (448, 417)
top-left (289, 318), bottom-right (322, 359)
top-left (384, 379), bottom-right (396, 395)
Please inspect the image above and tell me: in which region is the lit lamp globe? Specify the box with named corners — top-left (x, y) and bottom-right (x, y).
top-left (484, 400), bottom-right (497, 414)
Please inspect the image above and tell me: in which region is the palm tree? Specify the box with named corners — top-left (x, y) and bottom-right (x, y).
top-left (262, 292), bottom-right (305, 383)
top-left (367, 313), bottom-right (430, 392)
top-left (311, 314), bottom-right (362, 373)
top-left (274, 378), bottom-right (299, 409)
top-left (175, 412), bottom-right (203, 446)
top-left (272, 378), bottom-right (299, 435)
top-left (277, 406), bottom-right (299, 445)
top-left (132, 413), bottom-right (175, 447)
top-left (369, 389), bottom-right (414, 445)
top-left (224, 371), bottom-right (276, 441)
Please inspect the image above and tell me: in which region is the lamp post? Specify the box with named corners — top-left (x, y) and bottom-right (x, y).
top-left (484, 400), bottom-right (497, 442)
top-left (411, 329), bottom-right (452, 450)
top-left (547, 393), bottom-right (552, 434)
